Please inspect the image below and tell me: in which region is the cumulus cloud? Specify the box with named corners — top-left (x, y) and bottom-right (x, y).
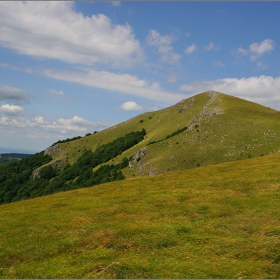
top-left (185, 43), bottom-right (197, 54)
top-left (205, 42), bottom-right (220, 51)
top-left (179, 75), bottom-right (280, 109)
top-left (0, 85), bottom-right (34, 104)
top-left (0, 104), bottom-right (23, 116)
top-left (146, 29), bottom-right (181, 63)
top-left (34, 116), bottom-right (44, 124)
top-left (0, 114), bottom-right (111, 136)
top-left (0, 1), bottom-right (142, 67)
top-left (237, 39), bottom-right (275, 61)
top-left (120, 101), bottom-right (143, 111)
top-left (41, 67), bottom-right (186, 104)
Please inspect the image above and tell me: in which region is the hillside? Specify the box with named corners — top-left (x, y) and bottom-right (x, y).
top-left (0, 152), bottom-right (280, 278)
top-left (1, 90), bottom-right (280, 204)
top-left (50, 90), bottom-right (280, 176)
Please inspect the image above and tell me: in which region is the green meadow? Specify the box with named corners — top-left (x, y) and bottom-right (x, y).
top-left (1, 152), bottom-right (280, 278)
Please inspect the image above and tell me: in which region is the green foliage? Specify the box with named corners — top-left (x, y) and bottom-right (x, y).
top-left (40, 165), bottom-right (57, 180)
top-left (165, 126), bottom-right (188, 140)
top-left (148, 126), bottom-right (188, 145)
top-left (0, 129), bottom-right (146, 204)
top-left (52, 136), bottom-right (82, 146)
top-left (0, 152), bottom-right (52, 204)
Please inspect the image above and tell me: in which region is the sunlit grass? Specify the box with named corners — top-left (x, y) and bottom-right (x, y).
top-left (54, 92), bottom-right (280, 176)
top-left (1, 152), bottom-right (280, 278)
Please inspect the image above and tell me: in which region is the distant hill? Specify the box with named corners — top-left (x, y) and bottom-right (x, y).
top-left (1, 90), bottom-right (280, 204)
top-left (0, 153), bottom-right (34, 165)
top-left (0, 147), bottom-right (38, 154)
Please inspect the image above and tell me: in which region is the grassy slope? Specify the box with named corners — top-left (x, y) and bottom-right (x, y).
top-left (1, 152), bottom-right (280, 278)
top-left (49, 91), bottom-right (280, 179)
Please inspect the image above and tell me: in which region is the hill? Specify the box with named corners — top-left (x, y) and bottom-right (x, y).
top-left (1, 90), bottom-right (280, 204)
top-left (0, 152), bottom-right (280, 278)
top-left (50, 90), bottom-right (280, 175)
top-left (0, 153), bottom-right (34, 166)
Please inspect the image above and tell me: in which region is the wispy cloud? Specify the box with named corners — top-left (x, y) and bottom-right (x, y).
top-left (41, 67), bottom-right (186, 104)
top-left (48, 89), bottom-right (64, 95)
top-left (185, 43), bottom-right (197, 55)
top-left (214, 60), bottom-right (225, 68)
top-left (146, 29), bottom-right (181, 63)
top-left (0, 1), bottom-right (142, 67)
top-left (237, 39), bottom-right (275, 61)
top-left (205, 42), bottom-right (220, 51)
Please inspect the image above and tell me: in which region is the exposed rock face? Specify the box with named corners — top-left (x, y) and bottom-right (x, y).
top-left (129, 147), bottom-right (147, 171)
top-left (32, 169), bottom-right (41, 180)
top-left (44, 144), bottom-right (61, 156)
top-left (133, 148), bottom-right (147, 162)
top-left (188, 90), bottom-right (224, 130)
top-left (178, 99), bottom-right (194, 113)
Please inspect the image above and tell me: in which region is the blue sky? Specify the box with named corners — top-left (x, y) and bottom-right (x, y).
top-left (0, 1), bottom-right (280, 152)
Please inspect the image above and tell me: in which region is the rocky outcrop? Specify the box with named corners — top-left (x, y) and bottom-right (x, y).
top-left (32, 169), bottom-right (41, 180)
top-left (51, 159), bottom-right (63, 169)
top-left (44, 144), bottom-right (61, 156)
top-left (129, 147), bottom-right (147, 171)
top-left (188, 90), bottom-right (224, 130)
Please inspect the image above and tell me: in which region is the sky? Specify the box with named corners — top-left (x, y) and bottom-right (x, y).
top-left (0, 1), bottom-right (280, 153)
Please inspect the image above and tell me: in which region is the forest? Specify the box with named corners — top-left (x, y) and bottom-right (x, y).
top-left (0, 129), bottom-right (146, 204)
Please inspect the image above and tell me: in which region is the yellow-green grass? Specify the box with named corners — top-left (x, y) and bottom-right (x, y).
top-left (48, 91), bottom-right (280, 179)
top-left (1, 152), bottom-right (280, 278)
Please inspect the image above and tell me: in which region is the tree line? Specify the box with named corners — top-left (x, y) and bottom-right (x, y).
top-left (0, 129), bottom-right (146, 204)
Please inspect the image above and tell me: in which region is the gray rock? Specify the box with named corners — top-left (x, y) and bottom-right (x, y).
top-left (44, 144), bottom-right (61, 156)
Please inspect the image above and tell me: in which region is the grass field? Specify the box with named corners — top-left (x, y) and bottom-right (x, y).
top-left (1, 152), bottom-right (280, 278)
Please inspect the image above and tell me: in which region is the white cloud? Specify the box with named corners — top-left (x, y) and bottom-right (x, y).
top-left (146, 29), bottom-right (181, 63)
top-left (0, 114), bottom-right (111, 137)
top-left (0, 84), bottom-right (34, 103)
top-left (111, 1), bottom-right (121, 7)
top-left (120, 101), bottom-right (143, 111)
top-left (237, 47), bottom-right (248, 55)
top-left (0, 104), bottom-right (23, 116)
top-left (205, 42), bottom-right (220, 51)
top-left (41, 67), bottom-right (186, 104)
top-left (237, 39), bottom-right (275, 61)
top-left (0, 1), bottom-right (142, 67)
top-left (34, 116), bottom-right (44, 124)
top-left (185, 43), bottom-right (197, 54)
top-left (167, 76), bottom-right (178, 83)
top-left (48, 89), bottom-right (64, 95)
top-left (179, 75), bottom-right (280, 110)
top-left (214, 60), bottom-right (225, 68)
top-left (256, 62), bottom-right (268, 70)
top-left (249, 39), bottom-right (274, 60)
